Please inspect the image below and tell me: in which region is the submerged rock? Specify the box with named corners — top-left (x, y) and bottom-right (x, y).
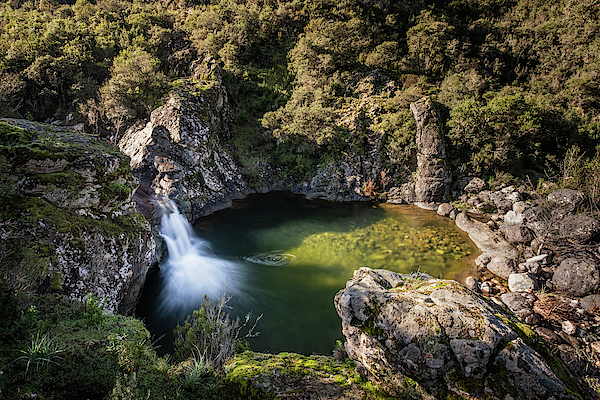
top-left (0, 119), bottom-right (155, 314)
top-left (334, 267), bottom-right (579, 399)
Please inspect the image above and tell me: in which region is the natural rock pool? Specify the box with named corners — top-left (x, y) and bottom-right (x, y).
top-left (136, 192), bottom-right (477, 355)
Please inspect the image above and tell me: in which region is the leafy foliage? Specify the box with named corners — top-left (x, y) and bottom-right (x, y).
top-left (173, 295), bottom-right (261, 370)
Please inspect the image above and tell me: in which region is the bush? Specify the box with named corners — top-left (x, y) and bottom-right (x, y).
top-left (173, 295), bottom-right (261, 371)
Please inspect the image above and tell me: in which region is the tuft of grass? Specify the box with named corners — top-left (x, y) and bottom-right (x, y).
top-left (14, 332), bottom-right (63, 374)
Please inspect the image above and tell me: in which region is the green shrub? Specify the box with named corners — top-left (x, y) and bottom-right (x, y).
top-left (173, 295), bottom-right (261, 371)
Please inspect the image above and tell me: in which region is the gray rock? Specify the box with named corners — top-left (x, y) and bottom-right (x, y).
top-left (512, 201), bottom-right (530, 214)
top-left (414, 202), bottom-right (439, 211)
top-left (581, 294), bottom-right (600, 311)
top-left (335, 268), bottom-right (577, 399)
top-left (562, 320), bottom-right (577, 336)
top-left (455, 213), bottom-right (520, 263)
top-left (487, 257), bottom-right (519, 280)
top-left (508, 273), bottom-right (537, 293)
top-left (410, 97), bottom-right (451, 203)
top-left (535, 327), bottom-right (562, 344)
top-left (437, 203), bottom-right (454, 217)
top-left (465, 276), bottom-right (479, 292)
top-left (526, 254), bottom-right (549, 265)
top-left (500, 292), bottom-right (536, 319)
top-left (459, 176), bottom-right (487, 194)
top-left (119, 85), bottom-right (248, 222)
top-left (448, 209), bottom-right (458, 220)
top-left (501, 224), bottom-right (535, 244)
top-left (559, 214), bottom-right (600, 243)
top-left (489, 186), bottom-right (521, 212)
top-left (547, 189), bottom-right (584, 211)
top-left (1, 119), bottom-right (156, 314)
top-left (523, 206), bottom-right (552, 237)
top-left (553, 256), bottom-right (600, 297)
top-left (493, 337), bottom-right (571, 398)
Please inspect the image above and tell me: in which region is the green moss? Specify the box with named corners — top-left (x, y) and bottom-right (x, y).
top-left (0, 121), bottom-right (34, 147)
top-left (101, 182), bottom-right (132, 202)
top-left (225, 351), bottom-right (403, 399)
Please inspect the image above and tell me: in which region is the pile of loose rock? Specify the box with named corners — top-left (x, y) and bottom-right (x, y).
top-left (435, 177), bottom-right (600, 389)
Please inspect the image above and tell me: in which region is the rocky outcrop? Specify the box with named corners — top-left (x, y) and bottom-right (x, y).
top-left (411, 97), bottom-right (451, 203)
top-left (0, 119), bottom-right (155, 314)
top-left (335, 267), bottom-right (580, 399)
top-left (387, 97), bottom-right (451, 205)
top-left (119, 80), bottom-right (248, 222)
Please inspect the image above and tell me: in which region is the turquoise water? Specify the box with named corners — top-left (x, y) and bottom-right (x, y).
top-left (136, 192), bottom-right (476, 355)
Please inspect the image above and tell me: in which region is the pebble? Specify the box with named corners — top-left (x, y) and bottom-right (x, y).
top-left (562, 320), bottom-right (577, 335)
top-left (526, 254), bottom-right (548, 264)
top-left (480, 281), bottom-right (493, 293)
top-left (465, 276), bottom-right (479, 292)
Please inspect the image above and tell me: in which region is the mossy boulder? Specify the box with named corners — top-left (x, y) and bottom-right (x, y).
top-left (334, 267), bottom-right (581, 399)
top-left (224, 351), bottom-right (429, 399)
top-left (0, 119), bottom-right (155, 314)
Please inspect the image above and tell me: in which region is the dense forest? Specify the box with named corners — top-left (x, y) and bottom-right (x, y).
top-left (1, 0), bottom-right (599, 193)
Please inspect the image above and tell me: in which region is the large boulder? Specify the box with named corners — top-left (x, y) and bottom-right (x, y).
top-left (547, 189), bottom-right (584, 212)
top-left (455, 212), bottom-right (520, 263)
top-left (559, 214), bottom-right (600, 243)
top-left (334, 268), bottom-right (579, 399)
top-left (553, 255), bottom-right (600, 297)
top-left (410, 97), bottom-right (451, 203)
top-left (119, 80), bottom-right (247, 223)
top-left (501, 223), bottom-right (535, 244)
top-left (0, 119), bottom-right (155, 314)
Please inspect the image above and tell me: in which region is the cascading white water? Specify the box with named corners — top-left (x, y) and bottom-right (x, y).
top-left (155, 197), bottom-right (242, 316)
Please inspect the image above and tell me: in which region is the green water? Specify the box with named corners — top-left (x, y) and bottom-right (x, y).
top-left (136, 192), bottom-right (476, 355)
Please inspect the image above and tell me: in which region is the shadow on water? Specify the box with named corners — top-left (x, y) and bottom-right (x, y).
top-left (136, 192), bottom-right (477, 356)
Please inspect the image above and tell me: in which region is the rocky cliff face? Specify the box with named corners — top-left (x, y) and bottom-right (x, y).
top-left (0, 119), bottom-right (155, 314)
top-left (335, 268), bottom-right (580, 399)
top-left (119, 79), bottom-right (247, 223)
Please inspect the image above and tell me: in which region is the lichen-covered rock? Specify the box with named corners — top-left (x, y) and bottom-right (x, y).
top-left (119, 80), bottom-right (247, 223)
top-left (334, 268), bottom-right (578, 399)
top-left (558, 214), bottom-right (600, 243)
top-left (553, 256), bottom-right (600, 297)
top-left (224, 351), bottom-right (431, 399)
top-left (501, 223), bottom-right (535, 244)
top-left (458, 176), bottom-right (487, 194)
top-left (410, 97), bottom-right (451, 203)
top-left (0, 119), bottom-right (155, 314)
top-left (548, 189), bottom-right (584, 211)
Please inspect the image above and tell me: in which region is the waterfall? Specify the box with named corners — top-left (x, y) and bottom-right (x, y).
top-left (154, 197), bottom-right (242, 316)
